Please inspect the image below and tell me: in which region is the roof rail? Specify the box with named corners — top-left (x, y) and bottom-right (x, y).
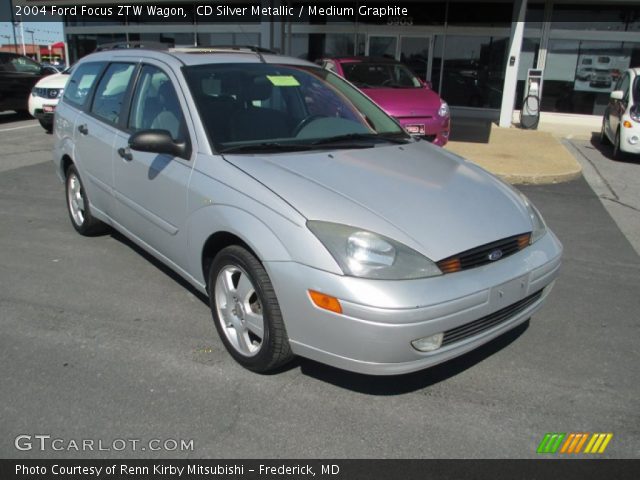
top-left (170, 45), bottom-right (277, 54)
top-left (93, 41), bottom-right (171, 52)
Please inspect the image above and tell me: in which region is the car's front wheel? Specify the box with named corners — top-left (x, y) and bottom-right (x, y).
top-left (38, 119), bottom-right (52, 133)
top-left (612, 128), bottom-right (625, 161)
top-left (209, 245), bottom-right (293, 373)
top-left (38, 119), bottom-right (53, 133)
top-left (65, 165), bottom-right (107, 236)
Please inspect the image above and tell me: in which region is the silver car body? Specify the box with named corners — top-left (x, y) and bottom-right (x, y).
top-left (53, 49), bottom-right (562, 375)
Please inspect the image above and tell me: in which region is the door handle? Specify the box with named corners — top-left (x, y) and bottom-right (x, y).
top-left (117, 147), bottom-right (133, 161)
top-left (77, 124), bottom-right (88, 135)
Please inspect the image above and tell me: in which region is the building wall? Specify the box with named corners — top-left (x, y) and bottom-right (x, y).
top-left (59, 0), bottom-right (640, 118)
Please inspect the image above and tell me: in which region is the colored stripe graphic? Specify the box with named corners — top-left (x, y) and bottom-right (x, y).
top-left (560, 433), bottom-right (589, 453)
top-left (537, 433), bottom-right (566, 454)
top-left (584, 433), bottom-right (613, 454)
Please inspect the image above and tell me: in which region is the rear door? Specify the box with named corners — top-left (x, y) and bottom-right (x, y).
top-left (112, 62), bottom-right (194, 266)
top-left (74, 62), bottom-right (137, 219)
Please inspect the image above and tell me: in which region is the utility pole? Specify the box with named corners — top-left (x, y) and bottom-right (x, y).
top-left (9, 0), bottom-right (19, 53)
top-left (19, 21), bottom-right (26, 55)
top-left (26, 29), bottom-right (36, 60)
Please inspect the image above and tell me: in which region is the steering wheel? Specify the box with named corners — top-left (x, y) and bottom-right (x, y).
top-left (293, 115), bottom-right (325, 136)
top-left (381, 79), bottom-right (393, 86)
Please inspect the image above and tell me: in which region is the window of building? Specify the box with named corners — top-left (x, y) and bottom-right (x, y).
top-left (433, 35), bottom-right (509, 108)
top-left (291, 33), bottom-right (365, 62)
top-left (542, 40), bottom-right (640, 115)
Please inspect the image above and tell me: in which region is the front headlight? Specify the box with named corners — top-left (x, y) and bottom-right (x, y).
top-left (437, 101), bottom-right (449, 117)
top-left (307, 221), bottom-right (442, 280)
top-left (519, 193), bottom-right (546, 243)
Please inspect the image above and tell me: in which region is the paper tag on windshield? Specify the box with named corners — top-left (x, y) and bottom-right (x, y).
top-left (266, 75), bottom-right (300, 87)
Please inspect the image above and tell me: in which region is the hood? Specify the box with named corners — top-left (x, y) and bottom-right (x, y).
top-left (362, 87), bottom-right (443, 118)
top-left (223, 142), bottom-right (532, 261)
top-left (35, 73), bottom-right (69, 89)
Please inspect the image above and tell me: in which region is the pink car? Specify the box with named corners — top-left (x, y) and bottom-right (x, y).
top-left (322, 57), bottom-right (450, 146)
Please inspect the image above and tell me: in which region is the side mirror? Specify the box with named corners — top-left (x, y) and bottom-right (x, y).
top-left (610, 90), bottom-right (624, 101)
top-left (128, 130), bottom-right (189, 159)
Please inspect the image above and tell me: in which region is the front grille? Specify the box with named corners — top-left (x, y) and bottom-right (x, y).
top-left (442, 289), bottom-right (543, 346)
top-left (437, 233), bottom-right (530, 274)
top-left (33, 88), bottom-right (60, 99)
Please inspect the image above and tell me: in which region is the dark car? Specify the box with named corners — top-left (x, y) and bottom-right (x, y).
top-left (0, 52), bottom-right (56, 114)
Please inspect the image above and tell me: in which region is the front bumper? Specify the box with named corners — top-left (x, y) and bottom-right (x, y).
top-left (266, 231), bottom-right (562, 375)
top-left (398, 115), bottom-right (450, 146)
top-left (620, 123), bottom-right (640, 154)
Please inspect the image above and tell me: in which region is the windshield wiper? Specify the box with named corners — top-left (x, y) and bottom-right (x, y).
top-left (218, 142), bottom-right (314, 154)
top-left (310, 132), bottom-right (410, 146)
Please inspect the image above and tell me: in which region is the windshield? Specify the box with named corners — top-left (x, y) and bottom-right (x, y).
top-left (183, 63), bottom-right (407, 152)
top-left (342, 62), bottom-right (422, 89)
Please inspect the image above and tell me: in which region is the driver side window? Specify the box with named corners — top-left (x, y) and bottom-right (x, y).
top-left (128, 65), bottom-right (187, 142)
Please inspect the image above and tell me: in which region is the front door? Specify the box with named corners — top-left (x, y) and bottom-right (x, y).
top-left (112, 62), bottom-right (193, 267)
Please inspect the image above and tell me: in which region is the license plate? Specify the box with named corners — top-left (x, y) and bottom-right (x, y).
top-left (490, 274), bottom-right (529, 310)
top-left (43, 105), bottom-right (56, 113)
top-left (405, 124), bottom-right (425, 135)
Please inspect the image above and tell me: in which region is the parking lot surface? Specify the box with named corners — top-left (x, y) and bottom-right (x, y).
top-left (1, 115), bottom-right (639, 458)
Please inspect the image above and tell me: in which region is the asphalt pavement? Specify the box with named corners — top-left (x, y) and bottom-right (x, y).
top-left (1, 115), bottom-right (639, 459)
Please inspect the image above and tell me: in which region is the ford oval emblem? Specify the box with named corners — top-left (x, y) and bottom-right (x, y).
top-left (488, 249), bottom-right (503, 261)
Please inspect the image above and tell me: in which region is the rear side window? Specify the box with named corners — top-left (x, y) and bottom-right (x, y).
top-left (91, 63), bottom-right (136, 125)
top-left (63, 62), bottom-right (104, 108)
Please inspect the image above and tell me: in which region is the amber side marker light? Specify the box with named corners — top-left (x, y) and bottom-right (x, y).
top-left (623, 120), bottom-right (633, 128)
top-left (308, 290), bottom-right (343, 314)
top-left (518, 233), bottom-right (532, 248)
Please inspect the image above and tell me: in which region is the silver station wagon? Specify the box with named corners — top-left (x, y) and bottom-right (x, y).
top-left (53, 46), bottom-right (562, 375)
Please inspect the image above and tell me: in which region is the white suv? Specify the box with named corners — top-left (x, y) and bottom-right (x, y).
top-left (28, 68), bottom-right (70, 132)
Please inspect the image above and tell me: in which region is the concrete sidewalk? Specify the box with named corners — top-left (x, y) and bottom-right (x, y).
top-left (446, 122), bottom-right (586, 185)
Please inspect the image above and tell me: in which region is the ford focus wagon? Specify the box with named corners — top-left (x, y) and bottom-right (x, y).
top-left (53, 46), bottom-right (562, 375)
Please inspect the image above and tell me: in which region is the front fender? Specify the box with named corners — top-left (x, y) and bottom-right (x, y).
top-left (186, 203), bottom-right (342, 287)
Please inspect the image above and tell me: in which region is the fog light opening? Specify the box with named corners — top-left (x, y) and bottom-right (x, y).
top-left (628, 135), bottom-right (639, 145)
top-left (308, 290), bottom-right (343, 314)
top-left (411, 333), bottom-right (444, 352)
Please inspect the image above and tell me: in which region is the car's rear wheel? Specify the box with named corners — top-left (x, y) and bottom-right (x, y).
top-left (65, 165), bottom-right (107, 236)
top-left (599, 119), bottom-right (611, 145)
top-left (209, 245), bottom-right (293, 373)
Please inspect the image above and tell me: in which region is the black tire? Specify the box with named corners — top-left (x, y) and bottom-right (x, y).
top-left (208, 245), bottom-right (293, 373)
top-left (599, 120), bottom-right (611, 146)
top-left (612, 129), bottom-right (625, 161)
top-left (65, 164), bottom-right (107, 236)
top-left (38, 119), bottom-right (53, 133)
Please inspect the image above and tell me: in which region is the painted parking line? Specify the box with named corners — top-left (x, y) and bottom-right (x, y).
top-left (0, 124), bottom-right (39, 133)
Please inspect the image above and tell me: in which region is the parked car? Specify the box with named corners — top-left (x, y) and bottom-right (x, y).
top-left (29, 67), bottom-right (71, 132)
top-left (53, 47), bottom-right (562, 375)
top-left (589, 69), bottom-right (613, 89)
top-left (0, 52), bottom-right (56, 114)
top-left (321, 57), bottom-right (450, 146)
top-left (600, 67), bottom-right (640, 159)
